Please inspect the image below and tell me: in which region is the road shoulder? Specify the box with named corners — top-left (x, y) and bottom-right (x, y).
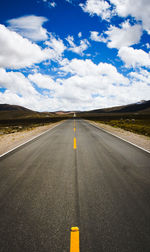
top-left (0, 121), bottom-right (63, 156)
top-left (88, 120), bottom-right (150, 152)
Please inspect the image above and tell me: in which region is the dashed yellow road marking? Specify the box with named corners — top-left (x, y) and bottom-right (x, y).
top-left (70, 227), bottom-right (80, 252)
top-left (74, 137), bottom-right (77, 149)
top-left (73, 119), bottom-right (76, 149)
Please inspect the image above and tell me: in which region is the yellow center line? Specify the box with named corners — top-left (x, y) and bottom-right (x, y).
top-left (70, 227), bottom-right (80, 252)
top-left (73, 119), bottom-right (77, 149)
top-left (74, 137), bottom-right (77, 149)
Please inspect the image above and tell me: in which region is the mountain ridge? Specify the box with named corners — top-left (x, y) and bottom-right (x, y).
top-left (86, 100), bottom-right (150, 114)
top-left (0, 100), bottom-right (150, 120)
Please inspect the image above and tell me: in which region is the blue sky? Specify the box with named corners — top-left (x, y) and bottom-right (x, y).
top-left (0, 0), bottom-right (150, 111)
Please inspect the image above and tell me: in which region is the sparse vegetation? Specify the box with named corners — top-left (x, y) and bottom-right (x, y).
top-left (0, 104), bottom-right (74, 135)
top-left (1, 103), bottom-right (150, 137)
top-left (76, 110), bottom-right (150, 137)
top-left (0, 118), bottom-right (68, 135)
top-left (0, 123), bottom-right (47, 135)
top-left (92, 118), bottom-right (150, 137)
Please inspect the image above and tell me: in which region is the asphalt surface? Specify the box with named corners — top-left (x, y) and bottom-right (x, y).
top-left (0, 119), bottom-right (150, 252)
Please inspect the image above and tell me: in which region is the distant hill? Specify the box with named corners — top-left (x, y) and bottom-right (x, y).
top-left (0, 104), bottom-right (34, 112)
top-left (87, 100), bottom-right (150, 114)
top-left (0, 104), bottom-right (55, 120)
top-left (0, 104), bottom-right (73, 121)
top-left (1, 100), bottom-right (150, 121)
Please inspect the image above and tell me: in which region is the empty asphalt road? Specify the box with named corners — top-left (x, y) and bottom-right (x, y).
top-left (0, 119), bottom-right (150, 252)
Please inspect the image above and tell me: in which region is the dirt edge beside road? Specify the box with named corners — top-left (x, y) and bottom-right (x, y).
top-left (89, 121), bottom-right (150, 152)
top-left (0, 121), bottom-right (63, 156)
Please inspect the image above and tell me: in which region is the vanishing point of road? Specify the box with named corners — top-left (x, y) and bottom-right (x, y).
top-left (0, 119), bottom-right (150, 252)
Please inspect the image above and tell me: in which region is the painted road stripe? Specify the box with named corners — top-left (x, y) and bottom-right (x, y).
top-left (74, 127), bottom-right (76, 132)
top-left (74, 137), bottom-right (77, 149)
top-left (88, 121), bottom-right (150, 154)
top-left (70, 227), bottom-right (80, 252)
top-left (0, 122), bottom-right (64, 158)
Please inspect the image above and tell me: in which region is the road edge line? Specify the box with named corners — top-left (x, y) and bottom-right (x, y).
top-left (87, 120), bottom-right (150, 154)
top-left (0, 121), bottom-right (64, 158)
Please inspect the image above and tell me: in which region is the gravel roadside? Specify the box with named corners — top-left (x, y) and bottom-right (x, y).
top-left (0, 121), bottom-right (63, 156)
top-left (89, 121), bottom-right (150, 152)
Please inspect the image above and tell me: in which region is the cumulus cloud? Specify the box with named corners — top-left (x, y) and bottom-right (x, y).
top-left (78, 32), bottom-right (82, 38)
top-left (81, 0), bottom-right (150, 34)
top-left (45, 34), bottom-right (66, 60)
top-left (0, 24), bottom-right (56, 69)
top-left (129, 69), bottom-right (150, 83)
top-left (42, 0), bottom-right (57, 8)
top-left (104, 21), bottom-right (142, 49)
top-left (54, 59), bottom-right (149, 110)
top-left (49, 2), bottom-right (57, 8)
top-left (7, 15), bottom-right (48, 41)
top-left (0, 68), bottom-right (57, 111)
top-left (28, 73), bottom-right (55, 90)
top-left (0, 68), bottom-right (37, 96)
top-left (146, 43), bottom-right (150, 49)
top-left (90, 31), bottom-right (107, 42)
top-left (60, 58), bottom-right (129, 83)
top-left (66, 35), bottom-right (90, 55)
top-left (0, 24), bottom-right (67, 69)
top-left (0, 58), bottom-right (150, 111)
top-left (110, 0), bottom-right (150, 34)
top-left (118, 47), bottom-right (150, 68)
top-left (91, 21), bottom-right (142, 49)
top-left (80, 0), bottom-right (111, 20)
top-left (0, 88), bottom-right (56, 111)
top-left (56, 58), bottom-right (129, 109)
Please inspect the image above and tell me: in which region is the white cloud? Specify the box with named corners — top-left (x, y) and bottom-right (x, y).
top-left (90, 31), bottom-right (107, 42)
top-left (0, 68), bottom-right (37, 96)
top-left (129, 69), bottom-right (150, 83)
top-left (110, 0), bottom-right (150, 34)
top-left (118, 46), bottom-right (150, 68)
top-left (7, 15), bottom-right (48, 41)
top-left (42, 0), bottom-right (57, 8)
top-left (0, 90), bottom-right (26, 106)
top-left (0, 89), bottom-right (54, 111)
top-left (105, 21), bottom-right (142, 49)
top-left (78, 32), bottom-right (82, 38)
top-left (66, 35), bottom-right (90, 55)
top-left (0, 59), bottom-right (150, 111)
top-left (0, 68), bottom-right (57, 111)
top-left (48, 1), bottom-right (57, 8)
top-left (28, 73), bottom-right (55, 90)
top-left (66, 35), bottom-right (75, 47)
top-left (45, 34), bottom-right (66, 60)
top-left (80, 0), bottom-right (111, 20)
top-left (0, 24), bottom-right (62, 69)
top-left (60, 58), bottom-right (129, 83)
top-left (91, 21), bottom-right (142, 49)
top-left (54, 59), bottom-right (149, 110)
top-left (70, 40), bottom-right (90, 55)
top-left (146, 43), bottom-right (150, 49)
top-left (81, 0), bottom-right (150, 34)
top-left (0, 22), bottom-right (66, 74)
top-left (56, 58), bottom-right (129, 109)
